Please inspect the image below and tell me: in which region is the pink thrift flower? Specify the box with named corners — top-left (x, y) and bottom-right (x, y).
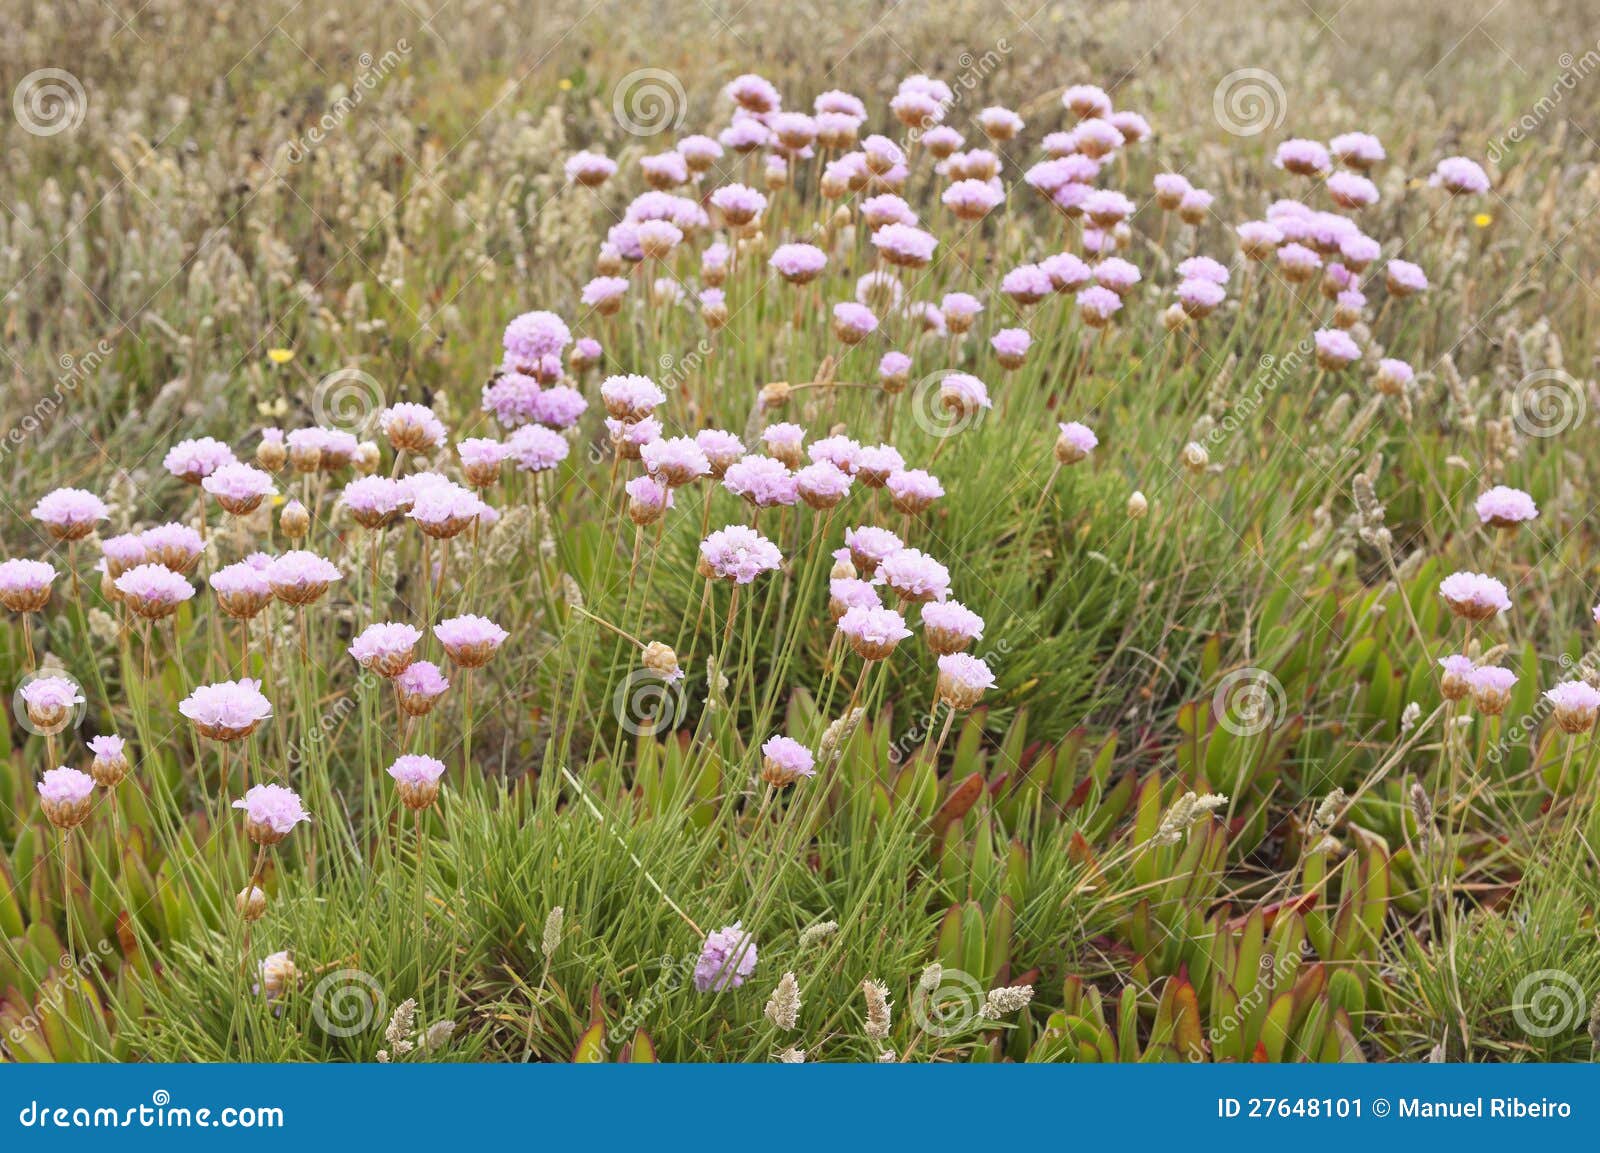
top-left (233, 783), bottom-right (310, 845)
top-left (1330, 132), bottom-right (1385, 169)
top-left (32, 488), bottom-right (109, 540)
top-left (837, 604), bottom-right (912, 660)
top-left (922, 600), bottom-right (984, 655)
top-left (797, 462), bottom-right (854, 510)
top-left (1439, 571), bottom-right (1511, 621)
top-left (694, 923), bottom-right (757, 992)
top-left (380, 403), bottom-right (446, 452)
top-left (886, 469), bottom-right (944, 514)
top-left (853, 445), bottom-right (906, 488)
top-left (564, 151), bottom-right (617, 186)
top-left (1385, 259), bottom-right (1429, 297)
top-left (870, 224), bottom-right (938, 268)
top-left (844, 525), bottom-right (903, 575)
top-left (396, 660), bottom-right (450, 717)
top-left (723, 455), bottom-right (799, 508)
top-left (600, 375), bottom-right (667, 422)
top-left (695, 429), bottom-right (745, 477)
top-left (641, 437), bottom-right (711, 487)
top-left (508, 425), bottom-right (571, 474)
top-left (1055, 421), bottom-right (1098, 465)
top-left (202, 462), bottom-right (277, 514)
top-left (350, 622), bottom-right (423, 677)
top-left (1314, 328), bottom-right (1361, 371)
top-left (210, 561), bottom-right (274, 619)
top-left (936, 651), bottom-right (997, 709)
top-left (141, 523), bottom-right (204, 573)
top-left (876, 548), bottom-right (951, 603)
top-left (435, 614), bottom-right (508, 668)
top-left (389, 754), bottom-right (448, 810)
top-left (0, 558), bottom-right (57, 613)
top-left (1429, 156), bottom-right (1490, 195)
top-left (503, 310), bottom-right (573, 371)
top-left (180, 678), bottom-right (273, 741)
top-left (38, 766), bottom-right (96, 828)
top-left (1077, 285), bottom-right (1122, 326)
top-left (760, 736), bottom-right (817, 787)
top-left (769, 243), bottom-right (828, 284)
top-left (115, 563), bottom-right (196, 619)
top-left (1274, 138), bottom-right (1331, 176)
top-left (267, 550), bottom-right (341, 606)
top-left (1474, 486), bottom-right (1537, 529)
top-left (698, 526), bottom-right (782, 584)
top-left (164, 437), bottom-right (237, 483)
top-left (991, 328), bottom-right (1032, 369)
top-left (808, 435), bottom-right (861, 474)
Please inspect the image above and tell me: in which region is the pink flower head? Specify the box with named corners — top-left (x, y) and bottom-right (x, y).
top-left (233, 783), bottom-right (310, 845)
top-left (769, 243), bottom-right (828, 284)
top-left (507, 425), bottom-right (570, 473)
top-left (1093, 257), bottom-right (1142, 297)
top-left (990, 328), bottom-right (1032, 369)
top-left (1277, 243), bottom-right (1322, 280)
top-left (1339, 232), bottom-right (1382, 271)
top-left (380, 403), bottom-right (446, 453)
top-left (625, 475), bottom-right (675, 525)
top-left (180, 678), bottom-right (272, 741)
top-left (886, 469), bottom-right (944, 515)
top-left (100, 533), bottom-right (148, 578)
top-left (844, 525), bottom-right (904, 575)
top-left (760, 735), bottom-right (817, 787)
top-left (32, 488), bottom-right (109, 545)
top-left (878, 352), bottom-right (913, 389)
top-left (0, 558), bottom-right (57, 612)
top-left (1035, 253), bottom-right (1088, 295)
top-left (1439, 571), bottom-right (1511, 621)
top-left (1176, 256), bottom-right (1229, 286)
top-left (20, 675), bottom-right (84, 722)
top-left (267, 550), bottom-right (341, 606)
top-left (828, 576), bottom-right (882, 620)
top-left (837, 604), bottom-right (912, 660)
top-left (796, 461), bottom-right (853, 510)
top-left (861, 194), bottom-right (917, 230)
top-left (942, 178), bottom-right (1005, 220)
top-left (853, 445), bottom-right (906, 488)
top-left (1082, 189), bottom-right (1135, 227)
top-left (815, 89), bottom-right (866, 118)
top-left (1077, 285), bottom-right (1122, 326)
top-left (210, 560), bottom-right (274, 619)
top-left (342, 476), bottom-right (412, 528)
top-left (695, 429), bottom-right (745, 477)
top-left (1330, 132), bottom-right (1385, 170)
top-left (936, 651), bottom-right (997, 709)
top-left (726, 73), bottom-right (780, 114)
top-left (1474, 486), bottom-right (1538, 529)
top-left (710, 183), bottom-right (768, 228)
top-left (938, 373), bottom-right (991, 421)
top-left (808, 435), bottom-right (861, 473)
top-left (138, 523), bottom-right (204, 573)
top-left (481, 372), bottom-right (542, 429)
top-left (502, 310), bottom-right (572, 371)
top-left (832, 302), bottom-right (879, 343)
top-left (1055, 421), bottom-right (1098, 464)
top-left (581, 276), bottom-right (630, 316)
top-left (531, 385), bottom-right (587, 430)
top-left (395, 660), bottom-right (450, 717)
top-left (1314, 328), bottom-right (1361, 371)
top-left (202, 462), bottom-right (277, 514)
top-left (719, 117), bottom-right (770, 153)
top-left (407, 480), bottom-right (486, 539)
top-left (1326, 171), bottom-right (1379, 209)
top-left (38, 766), bottom-right (96, 828)
top-left (876, 547), bottom-right (951, 604)
top-left (600, 375), bottom-right (667, 422)
top-left (350, 622), bottom-right (423, 677)
top-left (1062, 84), bottom-right (1113, 120)
top-left (163, 437), bottom-right (238, 483)
top-left (435, 614), bottom-right (508, 668)
top-left (564, 150), bottom-right (616, 186)
top-left (641, 437), bottom-right (711, 487)
top-left (870, 224), bottom-right (937, 268)
top-left (940, 293), bottom-right (983, 331)
top-left (1375, 358), bottom-right (1414, 395)
top-left (114, 563), bottom-right (196, 619)
top-left (457, 438), bottom-right (511, 488)
top-left (1236, 220), bottom-right (1284, 261)
top-left (723, 455), bottom-right (799, 508)
top-left (699, 525), bottom-right (782, 584)
top-left (1153, 172), bottom-right (1193, 209)
top-left (1069, 118), bottom-right (1124, 159)
top-left (694, 922), bottom-right (757, 992)
top-left (1274, 138), bottom-right (1331, 176)
top-left (1385, 259), bottom-right (1429, 297)
top-left (389, 754), bottom-right (448, 809)
top-left (677, 134), bottom-right (725, 171)
top-left (1429, 156), bottom-right (1490, 195)
top-left (922, 600), bottom-right (985, 655)
top-left (88, 733), bottom-right (125, 760)
top-left (640, 150), bottom-right (689, 188)
top-left (1177, 278), bottom-right (1226, 318)
top-left (1466, 665), bottom-right (1517, 714)
top-left (1546, 681), bottom-right (1600, 733)
top-left (1110, 109), bottom-right (1151, 143)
